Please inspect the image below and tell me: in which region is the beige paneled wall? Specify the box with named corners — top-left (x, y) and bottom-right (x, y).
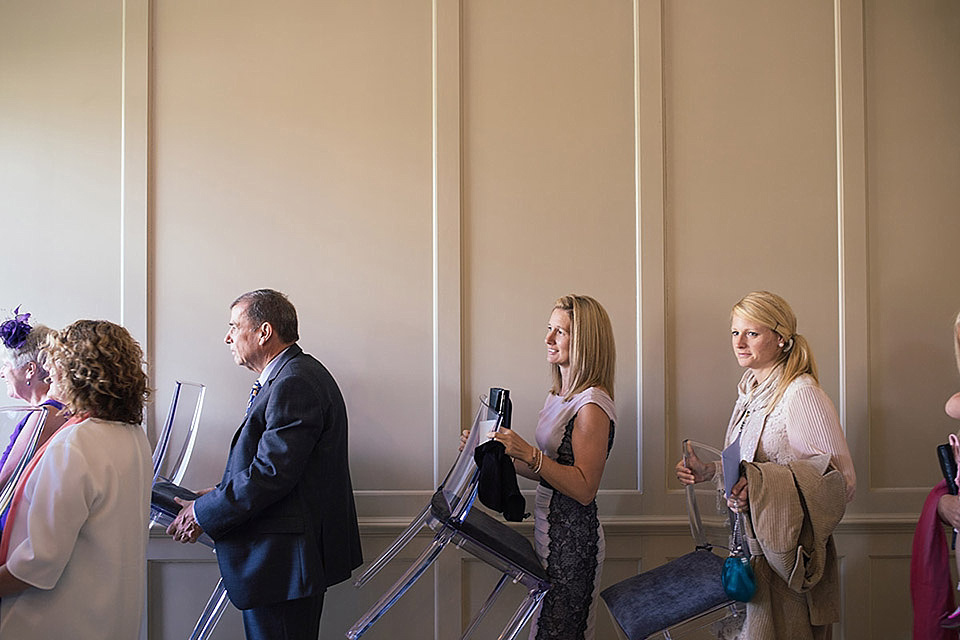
top-left (150, 0), bottom-right (437, 506)
top-left (863, 0), bottom-right (960, 495)
top-left (461, 0), bottom-right (639, 492)
top-left (1, 0), bottom-right (959, 638)
top-left (0, 0), bottom-right (124, 326)
top-left (662, 0), bottom-right (841, 469)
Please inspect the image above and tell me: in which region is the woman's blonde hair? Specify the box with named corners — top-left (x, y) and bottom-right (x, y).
top-left (549, 294), bottom-right (616, 401)
top-left (44, 320), bottom-right (151, 424)
top-left (732, 291), bottom-right (817, 412)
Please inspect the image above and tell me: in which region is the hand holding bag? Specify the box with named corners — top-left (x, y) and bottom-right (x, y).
top-left (721, 511), bottom-right (756, 602)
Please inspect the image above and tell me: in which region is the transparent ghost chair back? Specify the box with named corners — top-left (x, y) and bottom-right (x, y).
top-left (0, 405), bottom-right (51, 514)
top-left (441, 393), bottom-right (505, 521)
top-left (683, 439), bottom-right (732, 551)
top-left (148, 382), bottom-right (228, 640)
top-left (152, 380), bottom-right (205, 485)
top-left (601, 438), bottom-right (742, 640)
top-left (353, 395), bottom-right (501, 591)
top-left (348, 390), bottom-right (548, 640)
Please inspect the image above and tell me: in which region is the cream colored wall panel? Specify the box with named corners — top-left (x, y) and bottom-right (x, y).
top-left (147, 559), bottom-right (245, 639)
top-left (462, 0), bottom-right (639, 492)
top-left (662, 1), bottom-right (840, 465)
top-left (866, 555), bottom-right (911, 640)
top-left (150, 0), bottom-right (435, 500)
top-left (324, 556), bottom-right (435, 639)
top-left (0, 0), bottom-right (122, 325)
top-left (864, 0), bottom-right (960, 491)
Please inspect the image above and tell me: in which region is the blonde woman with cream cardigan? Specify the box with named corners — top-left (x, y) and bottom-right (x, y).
top-left (676, 291), bottom-right (855, 639)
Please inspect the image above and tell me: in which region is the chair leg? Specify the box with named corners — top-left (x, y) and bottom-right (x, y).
top-left (459, 574), bottom-right (509, 640)
top-left (496, 587), bottom-right (548, 640)
top-left (346, 531), bottom-right (452, 639)
top-left (188, 578), bottom-right (230, 640)
top-left (354, 503), bottom-right (431, 588)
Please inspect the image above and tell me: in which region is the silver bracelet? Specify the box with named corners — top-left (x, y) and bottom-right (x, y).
top-left (532, 448), bottom-right (544, 475)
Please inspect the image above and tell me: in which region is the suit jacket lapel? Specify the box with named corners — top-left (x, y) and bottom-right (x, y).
top-left (230, 344), bottom-right (304, 447)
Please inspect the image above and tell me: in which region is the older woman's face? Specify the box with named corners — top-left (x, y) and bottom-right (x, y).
top-left (730, 313), bottom-right (783, 379)
top-left (0, 358), bottom-right (30, 401)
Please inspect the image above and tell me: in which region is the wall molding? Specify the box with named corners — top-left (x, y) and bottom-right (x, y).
top-left (121, 0), bottom-right (149, 355)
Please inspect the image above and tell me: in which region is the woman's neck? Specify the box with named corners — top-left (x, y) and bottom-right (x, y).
top-left (558, 365), bottom-right (571, 395)
top-left (749, 362), bottom-right (782, 386)
top-left (23, 387), bottom-right (50, 407)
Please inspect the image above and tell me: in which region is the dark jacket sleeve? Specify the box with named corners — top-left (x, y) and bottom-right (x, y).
top-left (195, 372), bottom-right (325, 539)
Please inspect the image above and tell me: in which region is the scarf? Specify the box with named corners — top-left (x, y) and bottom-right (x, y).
top-left (723, 366), bottom-right (783, 464)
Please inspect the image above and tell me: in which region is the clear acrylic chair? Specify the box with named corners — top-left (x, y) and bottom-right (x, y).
top-left (0, 405), bottom-right (52, 516)
top-left (149, 380), bottom-right (207, 539)
top-left (148, 382), bottom-right (230, 640)
top-left (348, 391), bottom-right (551, 640)
top-left (601, 440), bottom-right (745, 640)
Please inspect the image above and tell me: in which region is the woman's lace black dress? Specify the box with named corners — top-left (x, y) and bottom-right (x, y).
top-left (530, 387), bottom-right (615, 640)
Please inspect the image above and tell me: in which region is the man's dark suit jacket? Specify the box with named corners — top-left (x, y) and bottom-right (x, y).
top-left (194, 344), bottom-right (362, 610)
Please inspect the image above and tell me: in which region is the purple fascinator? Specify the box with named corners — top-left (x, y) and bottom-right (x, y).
top-left (0, 306), bottom-right (32, 350)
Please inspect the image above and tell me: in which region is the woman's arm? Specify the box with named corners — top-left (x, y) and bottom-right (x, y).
top-left (0, 410), bottom-right (66, 489)
top-left (785, 384), bottom-right (857, 502)
top-left (939, 493), bottom-right (960, 529)
top-left (494, 403), bottom-right (611, 505)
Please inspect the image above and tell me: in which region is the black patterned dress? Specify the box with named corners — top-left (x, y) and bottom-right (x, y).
top-left (529, 387), bottom-right (616, 640)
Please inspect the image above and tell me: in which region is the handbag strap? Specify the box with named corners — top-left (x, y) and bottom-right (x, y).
top-left (730, 511), bottom-right (747, 558)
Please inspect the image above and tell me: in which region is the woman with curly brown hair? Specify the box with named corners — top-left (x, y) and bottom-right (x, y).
top-left (0, 320), bottom-right (153, 640)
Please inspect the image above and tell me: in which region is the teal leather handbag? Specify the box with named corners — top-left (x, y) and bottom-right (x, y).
top-left (721, 513), bottom-right (756, 602)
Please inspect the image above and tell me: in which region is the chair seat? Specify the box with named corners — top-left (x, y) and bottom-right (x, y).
top-left (430, 491), bottom-right (548, 582)
top-left (152, 479), bottom-right (201, 518)
top-left (600, 549), bottom-right (731, 640)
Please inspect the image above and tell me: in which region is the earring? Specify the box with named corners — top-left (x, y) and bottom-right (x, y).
top-left (26, 379), bottom-right (30, 386)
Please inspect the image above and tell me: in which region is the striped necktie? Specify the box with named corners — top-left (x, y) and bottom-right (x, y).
top-left (246, 381), bottom-right (262, 415)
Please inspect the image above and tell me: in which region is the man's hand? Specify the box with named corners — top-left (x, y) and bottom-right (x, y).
top-left (166, 497), bottom-right (205, 544)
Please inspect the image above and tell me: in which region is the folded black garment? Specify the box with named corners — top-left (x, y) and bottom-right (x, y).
top-left (474, 440), bottom-right (527, 522)
top-left (938, 443), bottom-right (958, 495)
top-left (152, 480), bottom-right (200, 517)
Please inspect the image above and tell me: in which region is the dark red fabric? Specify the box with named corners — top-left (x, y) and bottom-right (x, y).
top-left (912, 480), bottom-right (958, 640)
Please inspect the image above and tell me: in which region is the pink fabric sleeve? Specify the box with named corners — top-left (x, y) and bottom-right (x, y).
top-left (785, 384), bottom-right (857, 502)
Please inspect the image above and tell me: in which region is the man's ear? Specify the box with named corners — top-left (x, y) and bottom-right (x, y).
top-left (258, 322), bottom-right (274, 346)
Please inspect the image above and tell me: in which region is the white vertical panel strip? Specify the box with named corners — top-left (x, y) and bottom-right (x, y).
top-left (834, 0), bottom-right (847, 428)
top-left (432, 0), bottom-right (462, 490)
top-left (633, 0), bottom-right (643, 491)
top-left (636, 0), bottom-right (666, 496)
top-left (121, 0), bottom-right (149, 354)
top-left (433, 1), bottom-right (462, 636)
top-left (432, 0), bottom-right (440, 491)
top-left (833, 0), bottom-right (869, 450)
top-left (833, 0), bottom-right (870, 500)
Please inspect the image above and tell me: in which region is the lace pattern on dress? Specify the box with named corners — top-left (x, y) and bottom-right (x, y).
top-left (535, 415), bottom-right (615, 640)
